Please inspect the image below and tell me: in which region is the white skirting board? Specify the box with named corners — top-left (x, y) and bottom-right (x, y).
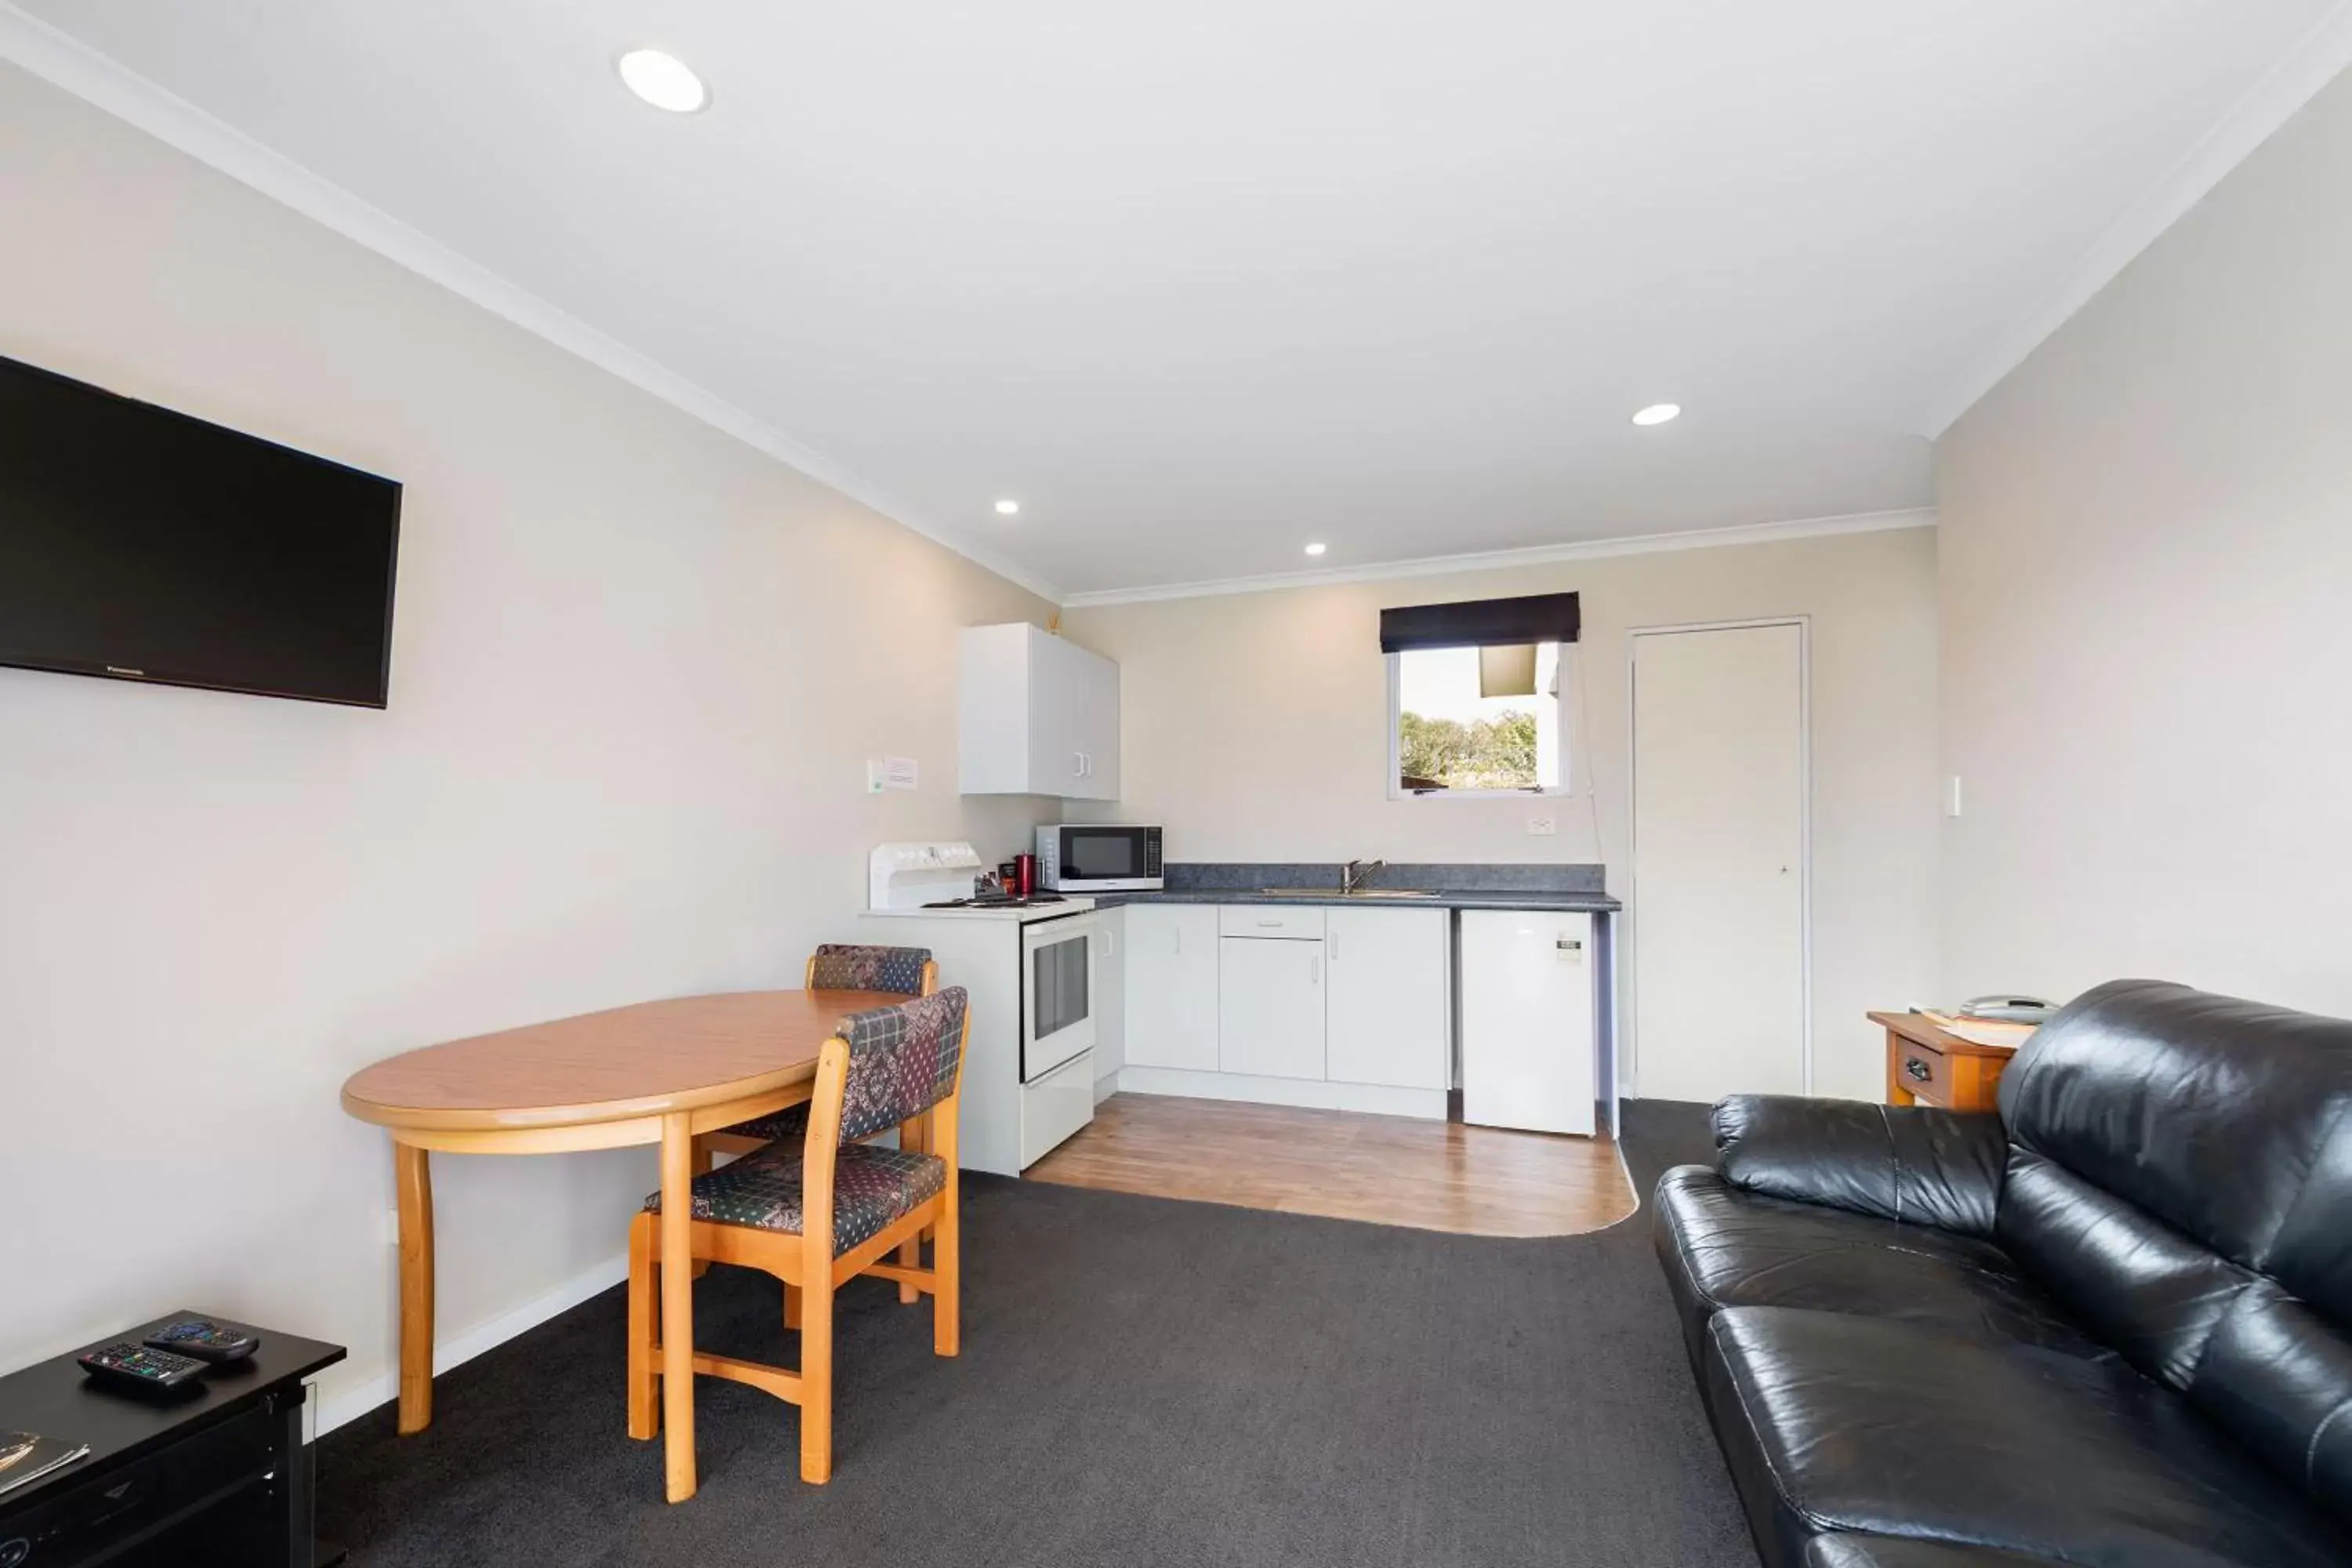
top-left (1112, 1068), bottom-right (1446, 1120)
top-left (313, 1250), bottom-right (629, 1436)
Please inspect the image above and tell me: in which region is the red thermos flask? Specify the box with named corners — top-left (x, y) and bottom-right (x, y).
top-left (1012, 853), bottom-right (1037, 898)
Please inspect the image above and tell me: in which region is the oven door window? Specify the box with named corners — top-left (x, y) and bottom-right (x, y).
top-left (1063, 830), bottom-right (1142, 882)
top-left (1033, 935), bottom-right (1091, 1041)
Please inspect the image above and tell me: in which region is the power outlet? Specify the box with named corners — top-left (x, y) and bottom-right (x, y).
top-left (1526, 815), bottom-right (1557, 837)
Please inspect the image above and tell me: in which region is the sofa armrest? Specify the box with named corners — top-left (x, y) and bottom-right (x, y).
top-left (1712, 1095), bottom-right (2005, 1237)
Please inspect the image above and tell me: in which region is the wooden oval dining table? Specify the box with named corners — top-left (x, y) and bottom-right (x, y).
top-left (340, 988), bottom-right (904, 1503)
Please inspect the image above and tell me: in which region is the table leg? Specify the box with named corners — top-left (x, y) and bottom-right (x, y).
top-left (659, 1112), bottom-right (697, 1502)
top-left (394, 1141), bottom-right (434, 1435)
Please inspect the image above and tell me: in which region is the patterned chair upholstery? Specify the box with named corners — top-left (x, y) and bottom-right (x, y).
top-left (648, 989), bottom-right (969, 1254)
top-left (648, 1143), bottom-right (946, 1254)
top-left (808, 943), bottom-right (932, 994)
top-left (715, 943), bottom-right (935, 1144)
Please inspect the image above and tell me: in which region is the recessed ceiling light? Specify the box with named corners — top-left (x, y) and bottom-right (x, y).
top-left (1304, 543), bottom-right (1328, 557)
top-left (994, 499), bottom-right (1021, 516)
top-left (617, 49), bottom-right (708, 114)
top-left (1632, 402), bottom-right (1682, 426)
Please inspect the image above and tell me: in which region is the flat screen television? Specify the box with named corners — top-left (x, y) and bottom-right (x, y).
top-left (0, 353), bottom-right (401, 707)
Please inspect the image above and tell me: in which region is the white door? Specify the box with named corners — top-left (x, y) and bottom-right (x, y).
top-left (1325, 907), bottom-right (1448, 1090)
top-left (1460, 910), bottom-right (1596, 1134)
top-left (1218, 938), bottom-right (1326, 1080)
top-left (1123, 905), bottom-right (1220, 1071)
top-left (1631, 622), bottom-right (1806, 1102)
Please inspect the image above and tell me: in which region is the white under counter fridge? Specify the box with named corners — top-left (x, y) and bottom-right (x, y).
top-left (1458, 909), bottom-right (1599, 1136)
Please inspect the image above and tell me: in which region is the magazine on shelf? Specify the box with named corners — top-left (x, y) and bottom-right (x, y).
top-left (0, 1430), bottom-right (91, 1497)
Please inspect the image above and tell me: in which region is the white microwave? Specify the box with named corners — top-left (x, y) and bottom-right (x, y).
top-left (1035, 824), bottom-right (1163, 892)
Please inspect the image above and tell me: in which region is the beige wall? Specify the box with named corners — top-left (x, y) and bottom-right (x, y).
top-left (1063, 524), bottom-right (1944, 1099)
top-left (1936, 67), bottom-right (2352, 1015)
top-left (0, 67), bottom-right (1056, 1413)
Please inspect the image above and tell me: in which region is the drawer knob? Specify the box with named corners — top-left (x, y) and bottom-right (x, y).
top-left (1904, 1057), bottom-right (1933, 1083)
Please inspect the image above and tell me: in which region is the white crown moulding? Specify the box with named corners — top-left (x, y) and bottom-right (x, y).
top-left (1058, 508), bottom-right (1938, 609)
top-left (1920, 0), bottom-right (2352, 437)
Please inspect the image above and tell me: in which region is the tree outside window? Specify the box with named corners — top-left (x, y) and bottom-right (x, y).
top-left (1392, 642), bottom-right (1566, 794)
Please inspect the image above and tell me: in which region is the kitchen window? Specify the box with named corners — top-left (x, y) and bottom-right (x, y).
top-left (1378, 591), bottom-right (1581, 799)
top-left (1388, 642), bottom-right (1573, 797)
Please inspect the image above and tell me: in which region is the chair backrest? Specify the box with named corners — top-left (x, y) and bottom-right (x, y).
top-left (1994, 978), bottom-right (2352, 1523)
top-left (826, 987), bottom-right (971, 1145)
top-left (806, 943), bottom-right (935, 996)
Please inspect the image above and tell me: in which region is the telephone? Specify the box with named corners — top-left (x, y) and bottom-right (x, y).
top-left (1961, 994), bottom-right (2055, 1025)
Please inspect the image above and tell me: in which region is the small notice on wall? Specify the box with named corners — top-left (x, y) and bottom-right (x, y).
top-left (867, 757), bottom-right (919, 793)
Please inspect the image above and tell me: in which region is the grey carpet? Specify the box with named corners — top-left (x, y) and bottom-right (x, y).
top-left (318, 1099), bottom-right (1748, 1568)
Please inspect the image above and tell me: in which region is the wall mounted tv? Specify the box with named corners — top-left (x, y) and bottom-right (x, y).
top-left (0, 353), bottom-right (401, 707)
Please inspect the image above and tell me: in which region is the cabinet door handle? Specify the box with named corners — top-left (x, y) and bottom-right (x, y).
top-left (1329, 932), bottom-right (1341, 962)
top-left (1174, 926), bottom-right (1181, 956)
top-left (1310, 954), bottom-right (1320, 985)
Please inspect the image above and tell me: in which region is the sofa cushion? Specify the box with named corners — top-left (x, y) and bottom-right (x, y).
top-left (1704, 1306), bottom-right (2351, 1568)
top-left (1654, 1167), bottom-right (2106, 1364)
top-left (1992, 979), bottom-right (2352, 1522)
top-left (1806, 1536), bottom-right (2067, 1567)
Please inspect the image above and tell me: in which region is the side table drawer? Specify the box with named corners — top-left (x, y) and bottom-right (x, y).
top-left (1890, 1036), bottom-right (1951, 1105)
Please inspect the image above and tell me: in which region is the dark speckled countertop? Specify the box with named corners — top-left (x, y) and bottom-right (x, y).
top-left (1089, 862), bottom-right (1620, 914)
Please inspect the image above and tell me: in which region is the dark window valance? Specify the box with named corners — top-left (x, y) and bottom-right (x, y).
top-left (1378, 592), bottom-right (1580, 653)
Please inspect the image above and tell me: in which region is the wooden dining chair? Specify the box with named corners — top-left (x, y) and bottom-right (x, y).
top-left (700, 945), bottom-right (937, 1159)
top-left (627, 986), bottom-right (968, 1486)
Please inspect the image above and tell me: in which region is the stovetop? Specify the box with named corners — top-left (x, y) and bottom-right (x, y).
top-left (922, 894), bottom-right (1070, 909)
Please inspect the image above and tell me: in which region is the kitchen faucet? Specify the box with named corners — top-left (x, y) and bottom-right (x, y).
top-left (1341, 858), bottom-right (1386, 895)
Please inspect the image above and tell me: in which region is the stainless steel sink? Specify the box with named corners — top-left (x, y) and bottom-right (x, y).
top-left (1257, 887), bottom-right (1441, 899)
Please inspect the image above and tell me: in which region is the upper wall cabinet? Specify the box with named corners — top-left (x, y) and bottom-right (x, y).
top-left (959, 622), bottom-right (1122, 800)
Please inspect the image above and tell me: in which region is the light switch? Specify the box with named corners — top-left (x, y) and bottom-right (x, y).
top-left (1946, 775), bottom-right (1963, 818)
top-left (1527, 815), bottom-right (1557, 836)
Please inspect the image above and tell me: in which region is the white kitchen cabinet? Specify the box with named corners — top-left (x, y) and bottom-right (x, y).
top-left (1460, 909), bottom-right (1596, 1135)
top-left (1218, 935), bottom-right (1327, 1081)
top-left (1092, 905), bottom-right (1125, 1086)
top-left (958, 622), bottom-right (1121, 800)
top-left (1123, 905), bottom-right (1220, 1072)
top-left (1325, 906), bottom-right (1450, 1091)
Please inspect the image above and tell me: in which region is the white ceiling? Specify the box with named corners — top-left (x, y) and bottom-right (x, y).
top-left (6, 1), bottom-right (2347, 598)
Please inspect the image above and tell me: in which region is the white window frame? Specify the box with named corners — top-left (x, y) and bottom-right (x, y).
top-left (1385, 641), bottom-right (1577, 800)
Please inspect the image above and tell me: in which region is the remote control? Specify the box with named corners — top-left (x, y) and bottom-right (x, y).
top-left (142, 1319), bottom-right (260, 1364)
top-left (78, 1343), bottom-right (208, 1392)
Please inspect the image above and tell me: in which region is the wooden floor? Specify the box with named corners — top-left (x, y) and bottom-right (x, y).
top-left (1025, 1092), bottom-right (1638, 1236)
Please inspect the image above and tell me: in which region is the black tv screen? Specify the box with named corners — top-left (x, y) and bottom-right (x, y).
top-left (0, 354), bottom-right (401, 707)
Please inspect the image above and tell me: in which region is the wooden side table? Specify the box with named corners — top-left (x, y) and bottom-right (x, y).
top-left (1869, 1011), bottom-right (2023, 1113)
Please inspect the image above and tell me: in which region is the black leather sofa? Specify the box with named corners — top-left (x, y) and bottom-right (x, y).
top-left (1653, 978), bottom-right (2352, 1568)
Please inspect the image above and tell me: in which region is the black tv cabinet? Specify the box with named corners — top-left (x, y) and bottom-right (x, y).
top-left (0, 1312), bottom-right (344, 1567)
